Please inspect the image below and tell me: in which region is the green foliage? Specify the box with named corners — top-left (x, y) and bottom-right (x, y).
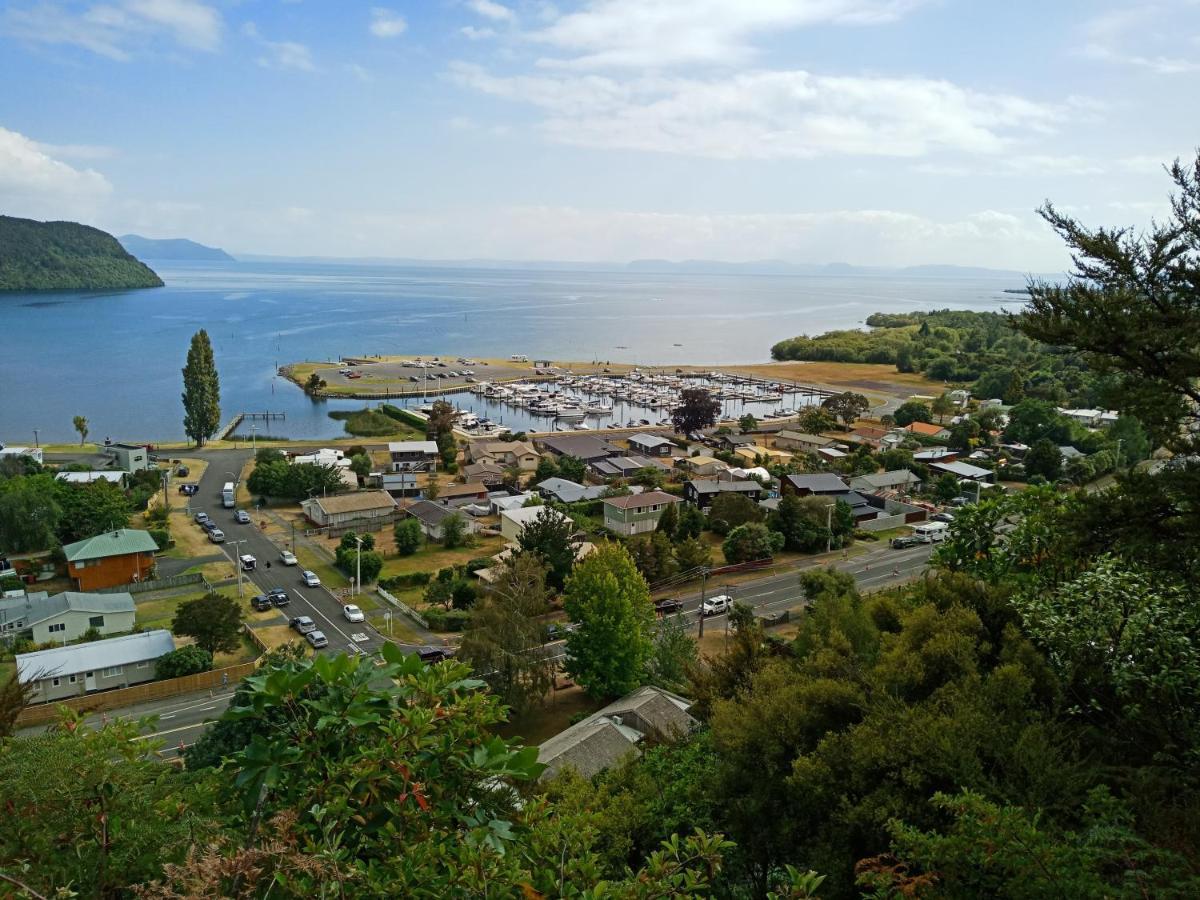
top-left (534, 455), bottom-right (559, 483)
top-left (181, 328), bottom-right (221, 446)
top-left (672, 387), bottom-right (722, 433)
top-left (643, 611), bottom-right (697, 694)
top-left (0, 215), bottom-right (163, 291)
top-left (675, 502), bottom-right (706, 541)
top-left (739, 413), bottom-right (759, 433)
top-left (722, 521), bottom-right (784, 563)
top-left (246, 458), bottom-right (346, 499)
top-left (516, 506), bottom-right (577, 591)
top-left (822, 391), bottom-right (870, 428)
top-left (335, 544), bottom-right (384, 583)
top-left (626, 530), bottom-right (679, 584)
top-left (155, 644), bottom-right (213, 679)
top-left (440, 511), bottom-right (468, 548)
top-left (1004, 398), bottom-right (1075, 445)
top-left (378, 403), bottom-right (426, 430)
top-left (556, 454), bottom-right (587, 483)
top-left (893, 401), bottom-right (932, 427)
top-left (707, 491), bottom-right (762, 535)
top-left (72, 414), bottom-right (89, 445)
top-left (769, 493), bottom-right (831, 553)
top-left (674, 535), bottom-right (712, 571)
top-left (655, 499), bottom-right (679, 539)
top-left (393, 516), bottom-right (423, 555)
top-left (425, 399), bottom-right (456, 437)
top-left (1025, 437), bottom-right (1063, 481)
top-left (796, 406), bottom-right (837, 434)
top-left (171, 591), bottom-right (244, 655)
top-left (564, 543), bottom-right (654, 699)
top-left (348, 452), bottom-right (371, 480)
top-left (0, 476), bottom-right (61, 551)
top-left (327, 407), bottom-right (403, 436)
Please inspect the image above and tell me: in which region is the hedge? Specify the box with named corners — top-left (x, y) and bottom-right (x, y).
top-left (424, 608), bottom-right (471, 632)
top-left (380, 404), bottom-right (427, 430)
top-left (378, 571), bottom-right (433, 590)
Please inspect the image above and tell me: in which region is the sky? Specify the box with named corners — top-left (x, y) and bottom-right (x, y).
top-left (1, 0), bottom-right (1198, 270)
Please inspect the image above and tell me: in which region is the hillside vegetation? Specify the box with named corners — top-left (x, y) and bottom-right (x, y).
top-left (0, 215), bottom-right (164, 291)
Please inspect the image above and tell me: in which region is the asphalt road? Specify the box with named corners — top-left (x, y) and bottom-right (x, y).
top-left (188, 449), bottom-right (384, 657)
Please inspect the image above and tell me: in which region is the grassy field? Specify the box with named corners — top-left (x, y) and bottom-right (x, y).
top-left (379, 534), bottom-right (506, 578)
top-left (134, 587), bottom-right (212, 631)
top-left (295, 545), bottom-right (349, 590)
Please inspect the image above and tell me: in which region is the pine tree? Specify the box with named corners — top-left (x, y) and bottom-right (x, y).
top-left (182, 329), bottom-right (221, 446)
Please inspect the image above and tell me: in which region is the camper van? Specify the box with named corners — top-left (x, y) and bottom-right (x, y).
top-left (239, 554), bottom-right (257, 571)
top-left (913, 521), bottom-right (950, 543)
top-left (509, 354), bottom-right (529, 362)
top-left (222, 482), bottom-right (236, 508)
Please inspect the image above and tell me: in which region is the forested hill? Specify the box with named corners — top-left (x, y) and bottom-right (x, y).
top-left (119, 233), bottom-right (234, 261)
top-left (0, 215), bottom-right (164, 291)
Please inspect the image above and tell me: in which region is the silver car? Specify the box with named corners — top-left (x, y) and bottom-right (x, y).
top-left (305, 630), bottom-right (329, 649)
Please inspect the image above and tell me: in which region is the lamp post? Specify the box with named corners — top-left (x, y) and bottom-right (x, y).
top-left (228, 539), bottom-right (246, 598)
top-left (32, 429), bottom-right (39, 449)
top-left (354, 535), bottom-right (363, 599)
top-left (826, 501), bottom-right (833, 554)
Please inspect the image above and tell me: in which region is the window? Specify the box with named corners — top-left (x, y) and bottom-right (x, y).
top-left (136, 660), bottom-right (151, 669)
top-left (103, 666), bottom-right (121, 677)
top-left (68, 674), bottom-right (77, 684)
top-left (51, 677), bottom-right (60, 687)
top-left (47, 623), bottom-right (66, 633)
top-left (89, 615), bottom-right (104, 628)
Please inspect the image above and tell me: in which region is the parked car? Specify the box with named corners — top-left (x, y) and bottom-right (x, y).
top-left (931, 512), bottom-right (956, 523)
top-left (234, 509), bottom-right (251, 524)
top-left (202, 520), bottom-right (218, 534)
top-left (342, 603), bottom-right (365, 623)
top-left (301, 570), bottom-right (321, 588)
top-left (268, 588), bottom-right (291, 607)
top-left (305, 630), bottom-right (329, 649)
top-left (178, 483), bottom-right (198, 496)
top-left (193, 511), bottom-right (209, 524)
top-left (279, 550), bottom-right (298, 566)
top-left (416, 646), bottom-right (452, 664)
top-left (290, 615), bottom-right (317, 635)
top-left (251, 594), bottom-right (272, 612)
top-left (208, 528), bottom-right (225, 543)
top-left (701, 595), bottom-right (732, 616)
top-left (891, 535), bottom-right (922, 549)
top-left (176, 465), bottom-right (190, 477)
top-left (654, 598), bottom-right (683, 615)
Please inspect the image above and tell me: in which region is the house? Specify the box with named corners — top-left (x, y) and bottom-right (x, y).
top-left (467, 440), bottom-right (540, 471)
top-left (904, 422), bottom-right (952, 441)
top-left (490, 492), bottom-right (537, 514)
top-left (627, 433), bottom-right (674, 457)
top-left (771, 431), bottom-right (833, 452)
top-left (817, 447), bottom-right (847, 462)
top-left (603, 491), bottom-right (683, 537)
top-left (733, 445), bottom-right (792, 465)
top-left (846, 426), bottom-right (892, 450)
top-left (537, 686), bottom-right (697, 781)
top-left (500, 506), bottom-right (573, 542)
top-left (300, 491), bottom-right (397, 527)
top-left (0, 591), bottom-right (135, 644)
top-left (0, 446), bottom-right (44, 465)
top-left (536, 434), bottom-right (622, 463)
top-left (683, 479), bottom-right (765, 509)
top-left (403, 500), bottom-right (478, 541)
top-left (388, 441), bottom-right (440, 472)
top-left (16, 629), bottom-right (175, 702)
top-left (782, 473), bottom-right (851, 497)
top-left (103, 442), bottom-right (149, 473)
top-left (913, 448), bottom-right (959, 464)
top-left (714, 434), bottom-right (758, 452)
top-left (462, 460), bottom-right (508, 488)
top-left (62, 529), bottom-right (158, 592)
top-left (431, 482), bottom-right (490, 507)
top-left (373, 472), bottom-right (421, 498)
top-left (675, 455), bottom-right (728, 477)
top-left (291, 447), bottom-right (349, 468)
top-left (589, 455), bottom-right (671, 479)
top-left (54, 471), bottom-right (127, 486)
top-left (949, 389), bottom-right (971, 406)
top-left (535, 477), bottom-right (607, 504)
top-left (849, 469), bottom-right (923, 494)
top-left (1058, 446), bottom-right (1085, 460)
top-left (930, 460), bottom-right (995, 483)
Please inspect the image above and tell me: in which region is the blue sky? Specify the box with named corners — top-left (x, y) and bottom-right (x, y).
top-left (2, 0), bottom-right (1198, 268)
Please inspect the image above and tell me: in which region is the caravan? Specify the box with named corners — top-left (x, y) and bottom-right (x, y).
top-left (913, 521), bottom-right (950, 543)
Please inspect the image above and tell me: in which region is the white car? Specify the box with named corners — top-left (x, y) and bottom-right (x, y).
top-left (301, 569), bottom-right (321, 588)
top-left (279, 550), bottom-right (298, 566)
top-left (342, 604), bottom-right (365, 623)
top-left (701, 595), bottom-right (732, 616)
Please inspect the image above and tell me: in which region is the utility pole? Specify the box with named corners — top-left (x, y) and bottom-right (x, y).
top-left (355, 535), bottom-right (363, 599)
top-left (1115, 437), bottom-right (1123, 470)
top-left (32, 429), bottom-right (38, 449)
top-left (697, 567), bottom-right (708, 639)
top-left (230, 540), bottom-right (245, 598)
top-left (826, 501), bottom-right (833, 554)
top-left (291, 519), bottom-right (296, 554)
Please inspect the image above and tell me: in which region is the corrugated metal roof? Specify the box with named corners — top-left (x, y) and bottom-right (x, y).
top-left (0, 591), bottom-right (134, 628)
top-left (16, 629), bottom-right (174, 681)
top-left (62, 529), bottom-right (159, 563)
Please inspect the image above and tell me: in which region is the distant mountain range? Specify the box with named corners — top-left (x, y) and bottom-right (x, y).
top-left (0, 216), bottom-right (163, 292)
top-left (119, 234), bottom-right (234, 261)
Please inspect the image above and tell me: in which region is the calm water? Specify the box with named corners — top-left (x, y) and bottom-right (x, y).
top-left (0, 260), bottom-right (1018, 442)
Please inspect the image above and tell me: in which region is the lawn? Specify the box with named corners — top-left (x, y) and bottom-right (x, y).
top-left (295, 546), bottom-right (350, 590)
top-left (496, 684), bottom-right (603, 746)
top-left (379, 534), bottom-right (506, 579)
top-left (134, 587), bottom-right (213, 631)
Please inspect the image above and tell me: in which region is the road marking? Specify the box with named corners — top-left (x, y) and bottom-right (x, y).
top-left (160, 713), bottom-right (176, 720)
top-left (293, 587), bottom-right (359, 647)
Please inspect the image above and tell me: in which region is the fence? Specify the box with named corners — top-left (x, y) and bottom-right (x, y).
top-left (97, 572), bottom-right (207, 594)
top-left (377, 587), bottom-right (429, 629)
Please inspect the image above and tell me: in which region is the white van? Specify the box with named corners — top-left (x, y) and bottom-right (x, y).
top-left (239, 554), bottom-right (257, 571)
top-left (913, 521), bottom-right (950, 543)
top-left (510, 354), bottom-right (529, 362)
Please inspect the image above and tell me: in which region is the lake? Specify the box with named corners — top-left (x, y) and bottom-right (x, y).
top-left (0, 260), bottom-right (1019, 442)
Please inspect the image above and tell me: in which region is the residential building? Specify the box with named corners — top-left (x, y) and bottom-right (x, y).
top-left (537, 686), bottom-right (697, 781)
top-left (291, 447), bottom-right (349, 468)
top-left (17, 630), bottom-right (175, 702)
top-left (930, 460), bottom-right (995, 483)
top-left (913, 448), bottom-right (959, 464)
top-left (462, 460), bottom-right (508, 488)
top-left (771, 431), bottom-right (833, 452)
top-left (500, 506), bottom-right (573, 542)
top-left (372, 472), bottom-right (421, 498)
top-left (683, 479), bottom-right (765, 509)
top-left (535, 477), bottom-right (608, 504)
top-left (300, 491), bottom-right (397, 527)
top-left (846, 426), bottom-right (893, 449)
top-left (62, 529), bottom-right (158, 592)
top-left (589, 455), bottom-right (670, 479)
top-left (674, 455), bottom-right (728, 477)
top-left (490, 492), bottom-right (537, 514)
top-left (388, 441), bottom-right (440, 472)
top-left (402, 500), bottom-right (478, 541)
top-left (104, 442), bottom-right (149, 473)
top-left (536, 435), bottom-right (622, 462)
top-left (714, 434), bottom-right (758, 452)
top-left (626, 433), bottom-right (674, 457)
top-left (0, 446), bottom-right (44, 465)
top-left (467, 440), bottom-right (540, 471)
top-left (431, 482), bottom-right (490, 507)
top-left (0, 590), bottom-right (135, 644)
top-left (1059, 445), bottom-right (1085, 460)
top-left (733, 445), bottom-right (792, 465)
top-left (904, 422), bottom-right (952, 441)
top-left (849, 470), bottom-right (923, 494)
top-left (602, 491), bottom-right (683, 537)
top-left (782, 473), bottom-right (851, 497)
top-left (817, 447), bottom-right (847, 462)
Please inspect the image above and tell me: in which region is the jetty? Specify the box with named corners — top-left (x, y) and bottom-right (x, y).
top-left (215, 411), bottom-right (286, 441)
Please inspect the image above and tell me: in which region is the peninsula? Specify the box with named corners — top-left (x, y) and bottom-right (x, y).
top-left (0, 215), bottom-right (164, 291)
top-left (119, 233), bottom-right (234, 261)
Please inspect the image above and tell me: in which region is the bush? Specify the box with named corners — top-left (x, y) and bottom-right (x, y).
top-left (394, 518), bottom-right (424, 556)
top-left (378, 571), bottom-right (432, 590)
top-left (465, 557), bottom-right (494, 573)
top-left (423, 608), bottom-right (471, 632)
top-left (149, 528), bottom-right (171, 550)
top-left (379, 404), bottom-right (426, 430)
top-left (335, 547), bottom-right (383, 583)
top-left (155, 645), bottom-right (213, 680)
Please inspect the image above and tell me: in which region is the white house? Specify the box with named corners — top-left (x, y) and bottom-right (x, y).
top-left (17, 630), bottom-right (175, 702)
top-left (0, 446), bottom-right (44, 465)
top-left (500, 506), bottom-right (572, 542)
top-left (0, 591), bottom-right (135, 645)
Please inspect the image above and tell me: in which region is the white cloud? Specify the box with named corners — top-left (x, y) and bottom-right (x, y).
top-left (346, 62), bottom-right (373, 82)
top-left (530, 0), bottom-right (926, 69)
top-left (2, 0), bottom-right (221, 59)
top-left (1080, 6), bottom-right (1200, 74)
top-left (461, 25), bottom-right (497, 40)
top-left (257, 39), bottom-right (315, 71)
top-left (450, 63), bottom-right (1060, 160)
top-left (34, 140), bottom-right (117, 161)
top-left (467, 0), bottom-right (515, 22)
top-left (369, 7), bottom-right (407, 38)
top-left (0, 125), bottom-right (113, 221)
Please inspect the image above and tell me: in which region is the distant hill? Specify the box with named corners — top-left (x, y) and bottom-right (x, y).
top-left (0, 216), bottom-right (163, 292)
top-left (119, 234), bottom-right (234, 261)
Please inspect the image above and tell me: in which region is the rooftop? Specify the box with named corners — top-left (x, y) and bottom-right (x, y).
top-left (16, 629), bottom-right (175, 682)
top-left (304, 491), bottom-right (397, 515)
top-left (388, 440), bottom-right (439, 454)
top-left (0, 591), bottom-right (135, 629)
top-left (688, 479), bottom-right (764, 495)
top-left (775, 430), bottom-right (832, 444)
top-left (905, 421), bottom-right (949, 437)
top-left (603, 490), bottom-right (681, 510)
top-left (850, 469), bottom-right (922, 490)
top-left (537, 434), bottom-right (621, 459)
top-left (501, 505), bottom-right (572, 529)
top-left (627, 432), bottom-right (674, 449)
top-left (784, 473), bottom-right (851, 493)
top-left (404, 499), bottom-right (460, 526)
top-left (930, 460), bottom-right (993, 479)
top-left (62, 529), bottom-right (159, 563)
top-left (435, 481), bottom-right (490, 498)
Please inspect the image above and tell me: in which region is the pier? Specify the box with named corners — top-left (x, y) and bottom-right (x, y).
top-left (215, 411), bottom-right (286, 441)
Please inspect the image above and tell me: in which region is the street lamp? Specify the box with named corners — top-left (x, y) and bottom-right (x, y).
top-left (32, 429), bottom-right (39, 449)
top-left (228, 539), bottom-right (246, 598)
top-left (354, 534), bottom-right (364, 598)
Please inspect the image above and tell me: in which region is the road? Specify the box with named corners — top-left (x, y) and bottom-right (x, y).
top-left (188, 449), bottom-right (385, 657)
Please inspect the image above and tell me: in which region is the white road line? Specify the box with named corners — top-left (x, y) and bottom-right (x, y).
top-left (293, 588), bottom-right (358, 646)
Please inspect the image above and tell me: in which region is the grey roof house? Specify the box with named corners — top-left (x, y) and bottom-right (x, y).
top-left (536, 435), bottom-right (622, 462)
top-left (782, 473), bottom-right (851, 497)
top-left (849, 469), bottom-right (923, 494)
top-left (17, 629), bottom-right (175, 703)
top-left (403, 499), bottom-right (477, 541)
top-left (683, 479), bottom-right (765, 509)
top-left (537, 686), bottom-right (698, 781)
top-left (535, 477), bottom-right (608, 504)
top-left (627, 433), bottom-right (675, 457)
top-left (0, 591), bottom-right (135, 645)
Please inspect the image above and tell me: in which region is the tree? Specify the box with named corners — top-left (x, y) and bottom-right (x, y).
top-left (893, 401), bottom-right (933, 427)
top-left (426, 399), bottom-right (456, 437)
top-left (707, 491), bottom-right (761, 535)
top-left (768, 493), bottom-right (829, 553)
top-left (556, 454), bottom-right (586, 483)
top-left (795, 406), bottom-right (836, 435)
top-left (171, 591), bottom-right (244, 655)
top-left (1004, 398), bottom-right (1073, 445)
top-left (181, 328), bottom-right (221, 446)
top-left (459, 554), bottom-right (555, 717)
top-left (656, 499), bottom-right (679, 539)
top-left (534, 456), bottom-right (559, 483)
top-left (349, 452), bottom-right (372, 481)
top-left (738, 413), bottom-right (758, 433)
top-left (1025, 438), bottom-right (1063, 481)
top-left (0, 478), bottom-right (61, 552)
top-left (930, 392), bottom-right (955, 423)
top-left (947, 417), bottom-right (981, 451)
top-left (626, 531), bottom-right (679, 583)
top-left (722, 522), bottom-right (783, 564)
top-left (53, 479), bottom-right (132, 542)
top-left (303, 372), bottom-right (326, 395)
top-left (672, 387), bottom-right (722, 434)
top-left (822, 391), bottom-right (870, 428)
top-left (155, 644), bottom-right (213, 679)
top-left (441, 512), bottom-right (467, 549)
top-left (675, 503), bottom-right (706, 541)
top-left (933, 472), bottom-right (961, 503)
top-left (72, 414), bottom-right (89, 446)
top-left (394, 517), bottom-right (423, 555)
top-left (516, 506), bottom-right (576, 591)
top-left (643, 612), bottom-right (698, 694)
top-left (674, 535), bottom-right (712, 572)
top-left (1106, 414), bottom-right (1150, 465)
top-left (564, 543), bottom-right (654, 699)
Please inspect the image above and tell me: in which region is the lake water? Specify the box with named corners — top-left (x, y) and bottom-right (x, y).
top-left (0, 260), bottom-right (1019, 442)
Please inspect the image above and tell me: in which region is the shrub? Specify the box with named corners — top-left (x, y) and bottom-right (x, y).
top-left (393, 518), bottom-right (423, 556)
top-left (149, 528), bottom-right (171, 550)
top-left (378, 571), bottom-right (432, 590)
top-left (155, 645), bottom-right (213, 680)
top-left (465, 557), bottom-right (494, 573)
top-left (423, 608), bottom-right (471, 632)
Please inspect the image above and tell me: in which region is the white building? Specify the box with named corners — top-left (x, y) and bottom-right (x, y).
top-left (500, 505), bottom-right (572, 542)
